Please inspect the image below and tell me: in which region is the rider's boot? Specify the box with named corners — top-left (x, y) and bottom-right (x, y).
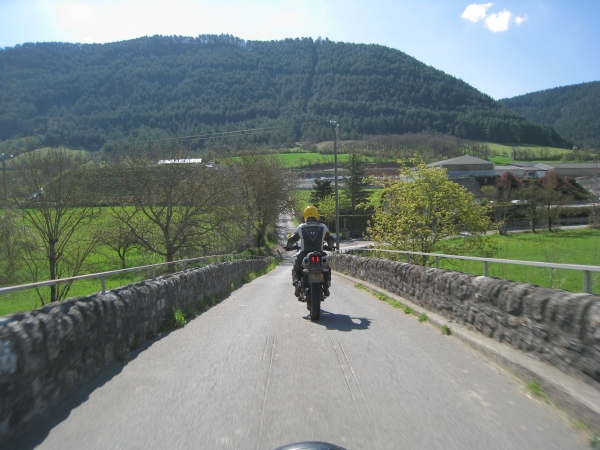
top-left (292, 270), bottom-right (302, 298)
top-left (323, 272), bottom-right (331, 297)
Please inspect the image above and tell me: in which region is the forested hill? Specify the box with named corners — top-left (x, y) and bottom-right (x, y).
top-left (0, 34), bottom-right (568, 152)
top-left (499, 81), bottom-right (600, 149)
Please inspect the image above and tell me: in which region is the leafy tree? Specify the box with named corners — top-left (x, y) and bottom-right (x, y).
top-left (343, 153), bottom-right (370, 214)
top-left (310, 179), bottom-right (334, 205)
top-left (317, 194), bottom-right (336, 229)
top-left (9, 148), bottom-right (103, 303)
top-left (369, 162), bottom-right (492, 265)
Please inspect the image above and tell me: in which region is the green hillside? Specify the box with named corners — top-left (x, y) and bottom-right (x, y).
top-left (499, 81), bottom-right (600, 149)
top-left (0, 35), bottom-right (568, 153)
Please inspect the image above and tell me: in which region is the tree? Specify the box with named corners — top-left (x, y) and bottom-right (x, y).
top-left (519, 179), bottom-right (543, 232)
top-left (483, 171), bottom-right (522, 235)
top-left (317, 194), bottom-right (336, 229)
top-left (227, 153), bottom-right (296, 248)
top-left (369, 162), bottom-right (492, 266)
top-left (111, 144), bottom-right (237, 271)
top-left (343, 153), bottom-right (369, 214)
top-left (0, 210), bottom-right (25, 285)
top-left (310, 179), bottom-right (334, 205)
top-left (101, 215), bottom-right (140, 269)
top-left (539, 171), bottom-right (572, 231)
top-left (498, 171), bottom-right (521, 194)
top-left (9, 148), bottom-right (102, 303)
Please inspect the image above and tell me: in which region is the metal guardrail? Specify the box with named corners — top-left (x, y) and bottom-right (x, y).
top-left (344, 248), bottom-right (600, 294)
top-left (0, 254), bottom-right (272, 297)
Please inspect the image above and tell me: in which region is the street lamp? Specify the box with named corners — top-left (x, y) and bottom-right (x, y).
top-left (330, 120), bottom-right (341, 251)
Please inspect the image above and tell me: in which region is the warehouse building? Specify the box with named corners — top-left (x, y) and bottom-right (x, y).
top-left (427, 155), bottom-right (494, 179)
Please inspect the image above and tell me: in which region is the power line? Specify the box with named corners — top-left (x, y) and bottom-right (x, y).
top-left (144, 120), bottom-right (329, 144)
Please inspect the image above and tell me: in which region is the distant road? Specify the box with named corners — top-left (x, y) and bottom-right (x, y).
top-left (8, 257), bottom-right (587, 449)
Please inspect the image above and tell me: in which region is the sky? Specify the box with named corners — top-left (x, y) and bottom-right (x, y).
top-left (0, 0), bottom-right (598, 100)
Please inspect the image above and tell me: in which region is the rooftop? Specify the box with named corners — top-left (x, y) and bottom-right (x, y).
top-left (428, 155), bottom-right (492, 167)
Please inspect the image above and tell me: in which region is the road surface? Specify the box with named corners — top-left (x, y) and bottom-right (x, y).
top-left (7, 253), bottom-right (588, 449)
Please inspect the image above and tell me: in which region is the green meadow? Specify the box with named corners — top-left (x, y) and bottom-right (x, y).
top-left (487, 143), bottom-right (572, 165)
top-left (0, 206), bottom-right (270, 316)
top-left (275, 152), bottom-right (376, 168)
top-left (436, 229), bottom-right (600, 293)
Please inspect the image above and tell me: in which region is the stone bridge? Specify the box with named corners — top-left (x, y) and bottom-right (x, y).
top-left (1, 254), bottom-right (598, 449)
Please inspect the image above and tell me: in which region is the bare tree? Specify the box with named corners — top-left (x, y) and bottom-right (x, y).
top-left (519, 179), bottom-right (543, 232)
top-left (111, 143), bottom-right (237, 270)
top-left (226, 153), bottom-right (296, 248)
top-left (100, 215), bottom-right (140, 269)
top-left (9, 148), bottom-right (102, 303)
top-left (539, 171), bottom-right (572, 231)
top-left (0, 210), bottom-right (23, 285)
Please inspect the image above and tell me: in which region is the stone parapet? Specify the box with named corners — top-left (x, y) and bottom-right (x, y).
top-left (0, 259), bottom-right (270, 442)
top-left (329, 254), bottom-right (600, 386)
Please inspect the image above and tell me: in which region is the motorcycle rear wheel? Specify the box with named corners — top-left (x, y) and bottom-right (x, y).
top-left (309, 282), bottom-right (321, 321)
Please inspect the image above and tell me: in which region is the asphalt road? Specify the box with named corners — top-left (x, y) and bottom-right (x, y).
top-left (8, 253), bottom-right (588, 450)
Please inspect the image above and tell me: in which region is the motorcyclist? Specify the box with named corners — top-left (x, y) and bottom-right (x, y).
top-left (285, 205), bottom-right (335, 298)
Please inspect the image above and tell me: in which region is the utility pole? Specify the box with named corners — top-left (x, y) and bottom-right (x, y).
top-left (330, 120), bottom-right (340, 251)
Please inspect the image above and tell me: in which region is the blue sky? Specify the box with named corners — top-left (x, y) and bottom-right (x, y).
top-left (0, 0), bottom-right (598, 100)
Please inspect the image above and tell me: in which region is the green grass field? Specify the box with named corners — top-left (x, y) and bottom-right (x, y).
top-left (0, 204), bottom-right (275, 316)
top-left (435, 229), bottom-right (600, 293)
top-left (487, 143), bottom-right (572, 166)
top-left (275, 152), bottom-right (375, 168)
top-left (0, 244), bottom-right (272, 317)
top-left (295, 188), bottom-right (381, 207)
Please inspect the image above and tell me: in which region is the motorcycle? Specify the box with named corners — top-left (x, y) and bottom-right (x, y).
top-left (284, 236), bottom-right (334, 322)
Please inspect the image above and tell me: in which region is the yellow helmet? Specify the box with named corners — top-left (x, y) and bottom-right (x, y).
top-left (303, 205), bottom-right (319, 221)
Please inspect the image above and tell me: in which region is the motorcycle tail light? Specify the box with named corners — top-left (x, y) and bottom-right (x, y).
top-left (310, 255), bottom-right (321, 263)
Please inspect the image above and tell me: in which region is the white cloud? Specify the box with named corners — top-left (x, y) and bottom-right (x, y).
top-left (461, 3), bottom-right (493, 23)
top-left (461, 4), bottom-right (527, 33)
top-left (484, 10), bottom-right (512, 32)
top-left (515, 15), bottom-right (528, 25)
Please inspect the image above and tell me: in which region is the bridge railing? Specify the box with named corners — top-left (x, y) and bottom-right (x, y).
top-left (342, 248), bottom-right (600, 294)
top-left (0, 254), bottom-right (272, 297)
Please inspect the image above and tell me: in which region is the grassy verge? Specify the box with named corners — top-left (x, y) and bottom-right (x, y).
top-left (354, 283), bottom-right (456, 335)
top-left (355, 283), bottom-right (426, 319)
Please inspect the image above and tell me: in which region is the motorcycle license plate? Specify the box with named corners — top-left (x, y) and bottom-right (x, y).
top-left (309, 273), bottom-right (324, 283)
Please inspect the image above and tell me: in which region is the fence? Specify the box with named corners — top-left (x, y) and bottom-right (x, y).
top-left (0, 254), bottom-right (271, 297)
top-left (344, 248), bottom-right (600, 294)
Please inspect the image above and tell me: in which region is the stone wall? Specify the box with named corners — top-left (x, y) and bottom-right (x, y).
top-left (329, 254), bottom-right (600, 385)
top-left (0, 258), bottom-right (270, 441)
